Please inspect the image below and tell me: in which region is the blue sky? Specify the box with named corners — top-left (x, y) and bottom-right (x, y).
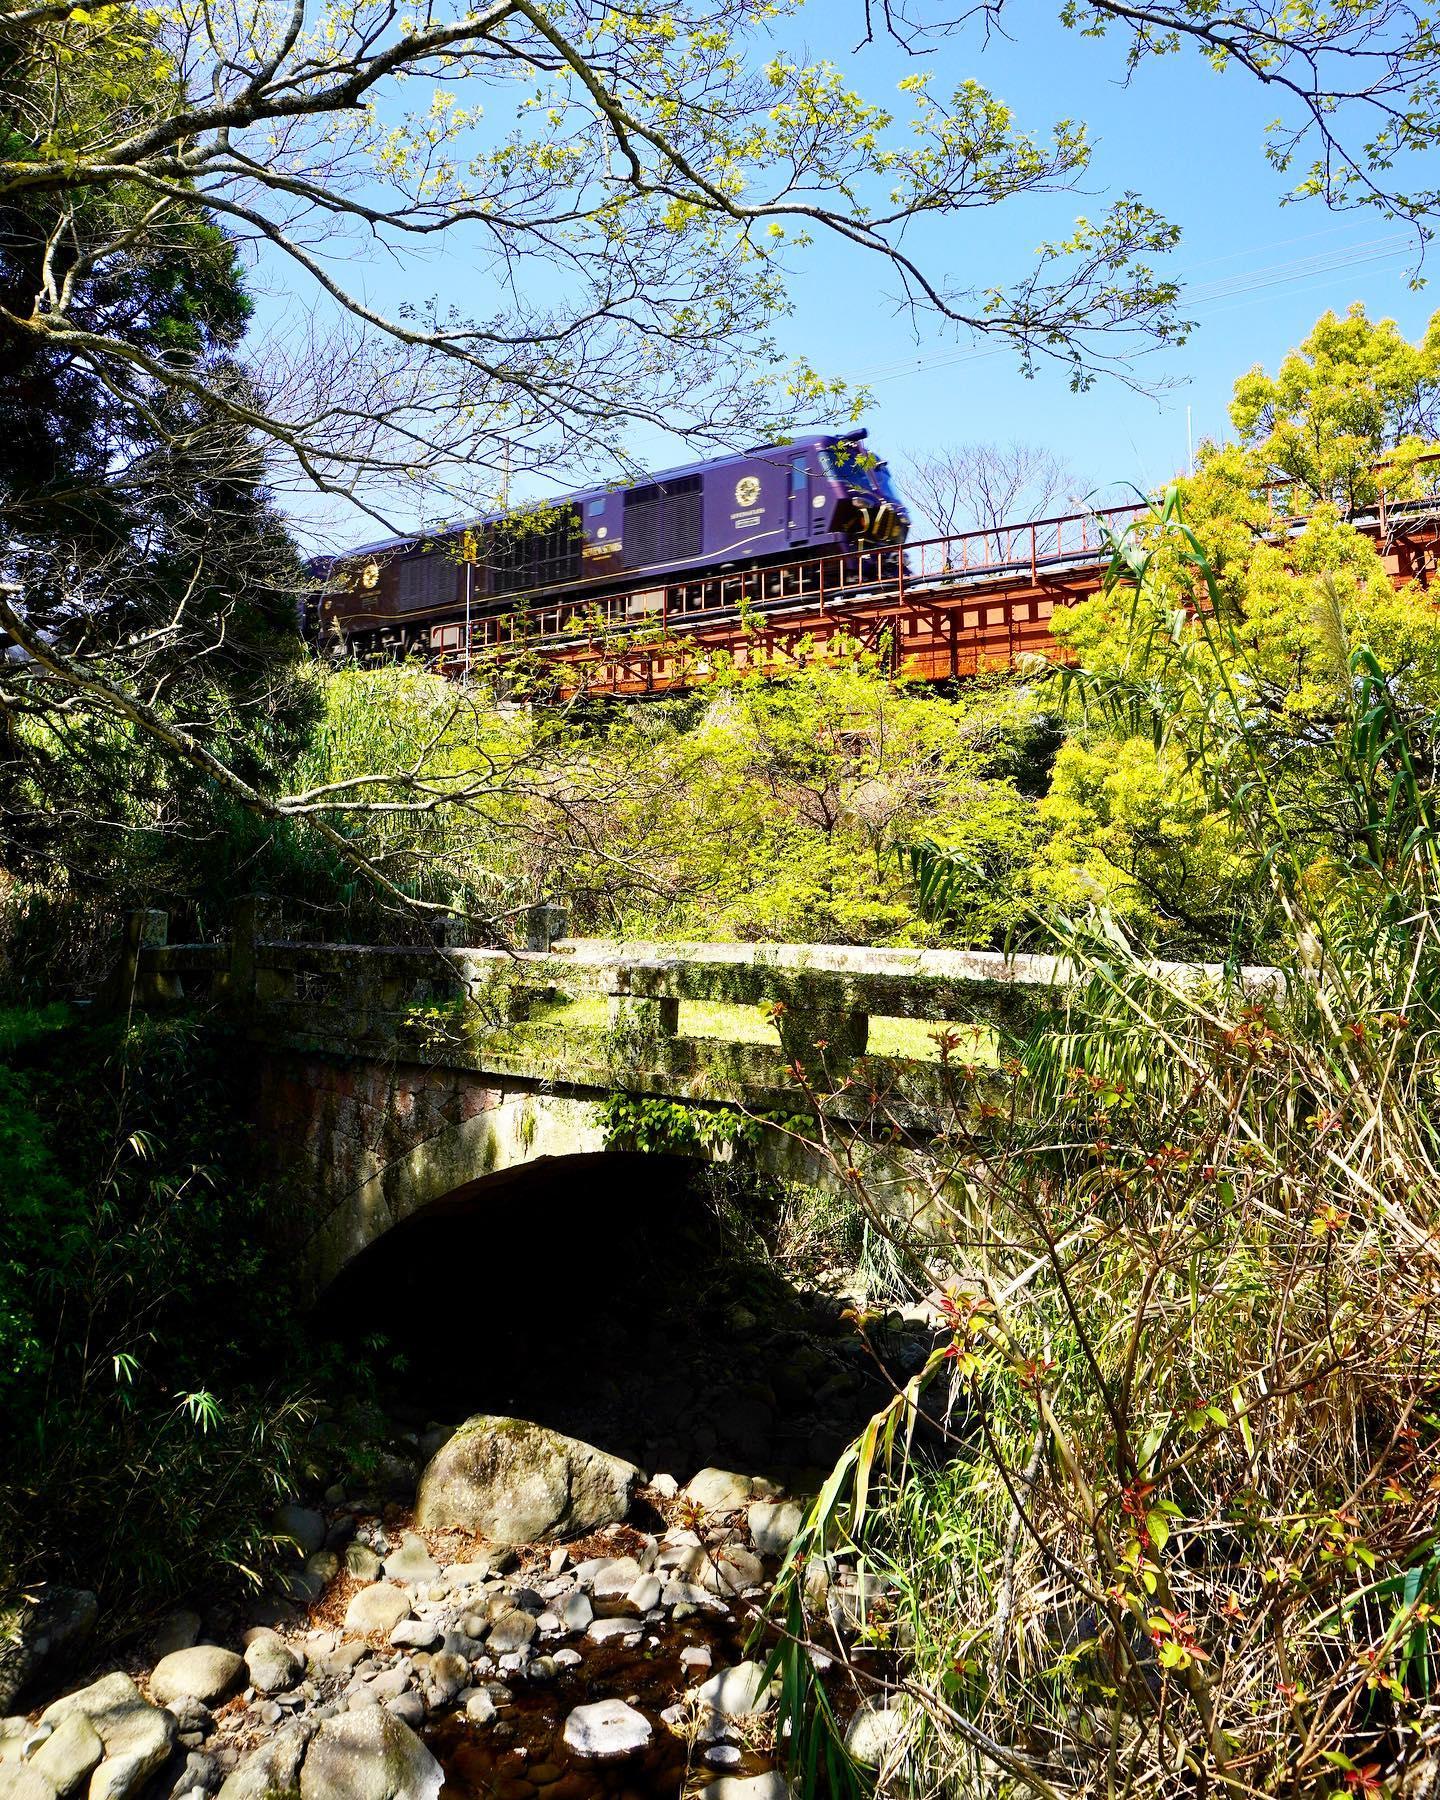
top-left (254, 4), bottom-right (1434, 542)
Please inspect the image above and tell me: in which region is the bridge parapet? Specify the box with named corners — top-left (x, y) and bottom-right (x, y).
top-left (122, 908), bottom-right (1283, 1120)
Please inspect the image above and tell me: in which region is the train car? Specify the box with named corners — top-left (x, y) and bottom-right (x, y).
top-left (314, 430), bottom-right (909, 663)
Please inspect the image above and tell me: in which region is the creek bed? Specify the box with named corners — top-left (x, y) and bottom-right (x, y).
top-left (428, 1609), bottom-right (779, 1799)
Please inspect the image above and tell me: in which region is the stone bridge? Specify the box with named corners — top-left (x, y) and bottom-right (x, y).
top-left (119, 905), bottom-right (1273, 1293)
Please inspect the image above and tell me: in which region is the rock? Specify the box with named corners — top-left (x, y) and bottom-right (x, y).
top-left (704, 1776), bottom-right (790, 1800)
top-left (244, 1633), bottom-right (303, 1696)
top-left (561, 1700), bottom-right (651, 1760)
top-left (650, 1475), bottom-right (679, 1500)
top-left (485, 1612), bottom-right (536, 1656)
top-left (344, 1585), bottom-right (411, 1639)
top-left (679, 1646), bottom-right (712, 1673)
top-left (166, 1750), bottom-right (219, 1797)
top-left (345, 1544), bottom-right (382, 1582)
top-left (625, 1575), bottom-right (661, 1614)
top-left (845, 1698), bottom-right (912, 1768)
top-left (151, 1614), bottom-right (202, 1661)
top-left (40, 1674), bottom-right (174, 1783)
top-left (699, 1547), bottom-right (764, 1595)
top-left (273, 1505), bottom-right (326, 1558)
top-left (683, 1470), bottom-right (780, 1513)
top-left (0, 1769), bottom-right (58, 1800)
top-left (149, 1648), bottom-right (246, 1708)
top-left (428, 1654), bottom-right (468, 1704)
top-left (381, 1536), bottom-right (437, 1586)
top-left (415, 1417), bottom-right (640, 1545)
top-left (89, 1756), bottom-right (149, 1800)
top-left (463, 1692), bottom-right (496, 1726)
top-left (299, 1708), bottom-right (442, 1800)
top-left (164, 1698), bottom-right (211, 1739)
top-left (305, 1551), bottom-right (339, 1587)
top-left (0, 1590), bottom-right (99, 1712)
top-left (215, 1720), bottom-right (314, 1799)
top-left (693, 1661), bottom-right (775, 1719)
top-left (590, 1559), bottom-right (642, 1602)
top-left (586, 1620), bottom-right (641, 1646)
top-left (748, 1502), bottom-right (805, 1557)
top-left (29, 1713), bottom-right (102, 1796)
top-left (559, 1592), bottom-right (592, 1633)
top-left (705, 1745), bottom-right (743, 1768)
top-left (385, 1695), bottom-right (425, 1730)
top-left (388, 1621), bottom-right (438, 1651)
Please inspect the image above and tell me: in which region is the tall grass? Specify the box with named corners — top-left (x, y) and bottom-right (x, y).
top-left (763, 495), bottom-right (1440, 1799)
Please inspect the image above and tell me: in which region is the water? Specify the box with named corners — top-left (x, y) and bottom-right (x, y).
top-left (427, 1610), bottom-right (781, 1798)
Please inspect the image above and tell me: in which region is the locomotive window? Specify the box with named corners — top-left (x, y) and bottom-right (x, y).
top-left (791, 460), bottom-right (808, 492)
top-left (623, 474), bottom-right (702, 569)
top-left (395, 552), bottom-right (455, 612)
top-left (490, 506), bottom-right (584, 598)
top-left (587, 498), bottom-right (607, 516)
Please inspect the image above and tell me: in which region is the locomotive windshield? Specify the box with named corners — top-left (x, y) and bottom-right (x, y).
top-left (822, 441), bottom-right (904, 506)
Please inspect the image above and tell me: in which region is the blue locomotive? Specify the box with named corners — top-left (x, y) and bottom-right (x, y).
top-left (317, 430), bottom-right (909, 660)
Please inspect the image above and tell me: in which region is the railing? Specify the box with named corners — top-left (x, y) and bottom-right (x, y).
top-left (435, 502), bottom-right (1148, 666)
top-left (117, 909), bottom-right (1282, 1092)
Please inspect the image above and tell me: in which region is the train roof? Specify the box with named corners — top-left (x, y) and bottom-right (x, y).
top-left (323, 430), bottom-right (871, 565)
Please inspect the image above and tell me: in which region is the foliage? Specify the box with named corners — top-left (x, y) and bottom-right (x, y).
top-left (763, 501), bottom-right (1440, 1800)
top-left (295, 644), bottom-right (1046, 947)
top-left (1026, 310), bottom-right (1440, 952)
top-left (1230, 304), bottom-right (1440, 510)
top-left (0, 1007), bottom-right (324, 1613)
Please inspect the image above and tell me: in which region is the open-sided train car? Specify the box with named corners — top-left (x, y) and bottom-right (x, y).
top-left (313, 430), bottom-right (909, 663)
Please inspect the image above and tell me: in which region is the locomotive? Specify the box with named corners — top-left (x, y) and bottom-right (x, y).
top-left (314, 430), bottom-right (909, 663)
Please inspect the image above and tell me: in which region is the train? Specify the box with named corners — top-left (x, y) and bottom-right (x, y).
top-left (313, 430), bottom-right (910, 664)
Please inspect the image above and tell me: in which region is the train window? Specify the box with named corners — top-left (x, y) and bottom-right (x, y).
top-left (587, 498), bottom-right (607, 516)
top-left (395, 552), bottom-right (455, 612)
top-left (791, 459), bottom-right (808, 493)
top-left (623, 474), bottom-right (702, 569)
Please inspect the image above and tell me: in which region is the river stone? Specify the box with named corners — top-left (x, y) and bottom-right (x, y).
top-left (693, 1661), bottom-right (775, 1719)
top-left (700, 1546), bottom-right (764, 1596)
top-left (705, 1776), bottom-right (791, 1800)
top-left (845, 1698), bottom-right (913, 1768)
top-left (485, 1611), bottom-right (536, 1656)
top-left (0, 1590), bottom-right (99, 1712)
top-left (748, 1501), bottom-right (805, 1557)
top-left (345, 1544), bottom-right (382, 1582)
top-left (88, 1755), bottom-right (149, 1800)
top-left (381, 1535), bottom-right (437, 1585)
top-left (0, 1769), bottom-right (58, 1800)
top-left (151, 1614), bottom-right (201, 1660)
top-left (415, 1417), bottom-right (640, 1545)
top-left (589, 1558), bottom-right (641, 1601)
top-left (149, 1647), bottom-right (246, 1708)
top-left (561, 1700), bottom-right (651, 1760)
top-left (344, 1584), bottom-right (411, 1638)
top-left (244, 1633), bottom-right (303, 1695)
top-left (560, 1592), bottom-right (592, 1632)
top-left (299, 1707), bottom-right (442, 1800)
top-left (40, 1674), bottom-right (174, 1781)
top-left (685, 1470), bottom-right (782, 1512)
top-left (215, 1720), bottom-right (315, 1799)
top-left (273, 1505), bottom-right (326, 1558)
top-left (28, 1713), bottom-right (102, 1796)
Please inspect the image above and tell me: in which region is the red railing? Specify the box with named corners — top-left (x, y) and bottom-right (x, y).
top-left (442, 501), bottom-right (1148, 659)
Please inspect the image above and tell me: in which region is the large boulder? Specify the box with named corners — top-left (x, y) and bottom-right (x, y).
top-left (0, 1589), bottom-right (98, 1711)
top-left (39, 1674), bottom-right (173, 1785)
top-left (215, 1720), bottom-right (314, 1800)
top-left (299, 1708), bottom-right (442, 1800)
top-left (415, 1417), bottom-right (640, 1545)
top-left (28, 1712), bottom-right (102, 1795)
top-left (149, 1646), bottom-right (245, 1707)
